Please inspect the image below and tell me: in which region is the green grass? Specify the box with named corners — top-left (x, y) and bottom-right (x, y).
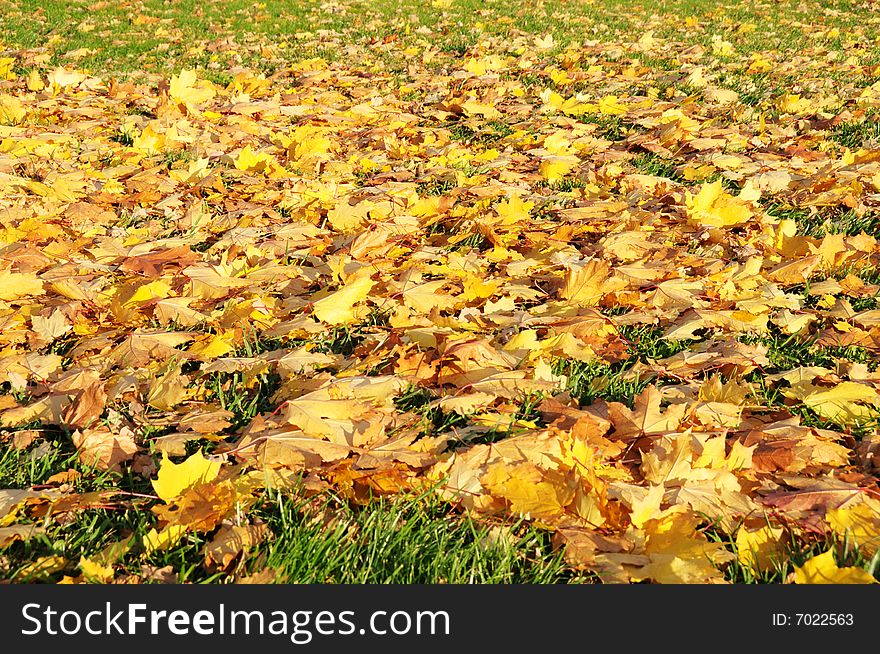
top-left (555, 325), bottom-right (694, 406)
top-left (743, 329), bottom-right (878, 374)
top-left (766, 202), bottom-right (880, 238)
top-left (1, 0), bottom-right (879, 82)
top-left (0, 431), bottom-right (125, 490)
top-left (0, 434), bottom-right (579, 583)
top-left (577, 114), bottom-right (631, 141)
top-left (447, 120), bottom-right (513, 146)
top-left (259, 490), bottom-right (577, 583)
top-left (830, 118), bottom-right (880, 150)
top-left (394, 384), bottom-right (470, 438)
top-left (417, 177), bottom-right (457, 197)
top-left (631, 152), bottom-right (683, 182)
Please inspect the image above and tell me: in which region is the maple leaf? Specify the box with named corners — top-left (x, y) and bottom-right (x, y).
top-left (685, 180), bottom-right (755, 228)
top-left (31, 310), bottom-right (72, 343)
top-left (79, 556), bottom-right (115, 583)
top-left (559, 259), bottom-right (613, 306)
top-left (71, 426), bottom-right (138, 472)
top-left (736, 525), bottom-right (785, 574)
top-left (187, 331), bottom-right (237, 359)
top-left (233, 145), bottom-right (286, 178)
top-left (539, 157), bottom-right (577, 183)
top-left (250, 430), bottom-right (353, 468)
top-left (0, 524), bottom-right (45, 549)
top-left (459, 101), bottom-right (501, 120)
top-left (143, 525), bottom-right (187, 555)
top-left (153, 481), bottom-right (236, 532)
top-left (632, 509), bottom-right (733, 583)
top-left (793, 550), bottom-right (877, 584)
top-left (147, 366), bottom-right (190, 411)
top-left (607, 385), bottom-right (688, 439)
top-left (628, 484), bottom-right (665, 529)
top-left (0, 270), bottom-right (44, 301)
top-left (169, 69), bottom-right (216, 110)
top-left (786, 381), bottom-right (879, 425)
top-left (152, 450), bottom-right (222, 502)
top-left (402, 279), bottom-right (459, 313)
top-left (311, 273), bottom-right (375, 325)
top-left (13, 555), bottom-right (67, 581)
top-left (46, 67), bottom-right (87, 89)
top-left (481, 461), bottom-right (576, 521)
top-left (0, 94), bottom-right (26, 125)
top-left (826, 498), bottom-right (880, 556)
top-left (203, 523), bottom-right (269, 570)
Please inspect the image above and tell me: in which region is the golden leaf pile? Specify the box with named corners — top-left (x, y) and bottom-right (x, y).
top-left (1, 2), bottom-right (880, 583)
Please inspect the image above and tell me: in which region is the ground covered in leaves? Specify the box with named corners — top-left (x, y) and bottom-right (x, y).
top-left (1, 0), bottom-right (880, 583)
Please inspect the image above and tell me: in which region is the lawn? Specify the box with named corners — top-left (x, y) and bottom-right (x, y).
top-left (0, 0), bottom-right (879, 584)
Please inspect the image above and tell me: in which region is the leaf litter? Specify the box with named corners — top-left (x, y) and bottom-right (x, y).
top-left (0, 1), bottom-right (880, 583)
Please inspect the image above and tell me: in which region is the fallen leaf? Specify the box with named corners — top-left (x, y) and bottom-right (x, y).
top-left (793, 550), bottom-right (877, 584)
top-left (151, 450), bottom-right (222, 501)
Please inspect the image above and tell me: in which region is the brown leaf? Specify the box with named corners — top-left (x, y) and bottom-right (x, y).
top-left (140, 565), bottom-right (178, 584)
top-left (62, 381), bottom-right (107, 429)
top-left (203, 522), bottom-right (268, 569)
top-left (0, 524), bottom-right (46, 549)
top-left (153, 481), bottom-right (236, 532)
top-left (607, 385), bottom-right (688, 440)
top-left (71, 426), bottom-right (138, 471)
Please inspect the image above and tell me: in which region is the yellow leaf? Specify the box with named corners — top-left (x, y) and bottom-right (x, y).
top-left (122, 279), bottom-right (173, 309)
top-left (560, 259), bottom-right (611, 306)
top-left (481, 462), bottom-right (575, 520)
top-left (539, 157), bottom-right (575, 183)
top-left (326, 201), bottom-right (370, 233)
top-left (736, 525), bottom-right (785, 573)
top-left (0, 270), bottom-right (44, 301)
top-left (203, 523), bottom-right (268, 568)
top-left (169, 69), bottom-right (216, 109)
top-left (79, 556), bottom-right (115, 583)
top-left (0, 57), bottom-right (16, 80)
top-left (14, 555), bottom-right (67, 581)
top-left (686, 180), bottom-right (754, 228)
top-left (312, 274), bottom-right (374, 325)
top-left (778, 93), bottom-right (812, 114)
top-left (826, 499), bottom-right (880, 555)
top-left (147, 366), bottom-right (189, 411)
top-left (460, 101), bottom-right (501, 120)
top-left (534, 33), bottom-right (555, 50)
top-left (542, 131), bottom-right (573, 156)
top-left (233, 145), bottom-right (285, 178)
top-left (629, 484), bottom-right (665, 529)
top-left (464, 59), bottom-right (488, 76)
top-left (495, 195), bottom-right (533, 225)
top-left (0, 94), bottom-right (26, 125)
top-left (793, 550), bottom-right (877, 584)
top-left (286, 125), bottom-right (336, 164)
top-left (711, 35), bottom-right (735, 57)
top-left (26, 69), bottom-right (45, 91)
top-left (598, 94), bottom-right (626, 115)
top-left (151, 449), bottom-right (221, 501)
top-left (402, 279), bottom-right (458, 313)
top-left (188, 331), bottom-right (236, 360)
top-left (47, 67), bottom-right (87, 89)
top-left (143, 524), bottom-right (187, 554)
top-left (635, 509), bottom-right (732, 583)
top-left (132, 125), bottom-right (166, 155)
top-left (797, 382), bottom-right (879, 425)
top-left (0, 524), bottom-right (45, 548)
